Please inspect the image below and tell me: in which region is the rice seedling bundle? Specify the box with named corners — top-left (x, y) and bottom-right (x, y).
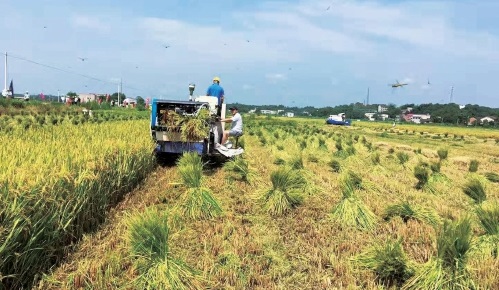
top-left (0, 120), bottom-right (156, 289)
top-left (223, 156), bottom-right (254, 183)
top-left (484, 172), bottom-right (499, 183)
top-left (127, 208), bottom-right (203, 289)
top-left (469, 159), bottom-right (479, 172)
top-left (473, 203), bottom-right (499, 259)
top-left (437, 148), bottom-right (448, 160)
top-left (462, 178), bottom-right (486, 204)
top-left (259, 167), bottom-right (307, 216)
top-left (397, 151), bottom-right (410, 165)
top-left (383, 202), bottom-right (441, 227)
top-left (180, 108), bottom-right (210, 141)
top-left (330, 178), bottom-right (377, 231)
top-left (354, 239), bottom-right (414, 287)
top-left (175, 152), bottom-right (222, 219)
top-left (402, 218), bottom-right (475, 290)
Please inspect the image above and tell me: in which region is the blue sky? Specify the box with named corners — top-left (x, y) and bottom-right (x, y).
top-left (1, 0), bottom-right (499, 108)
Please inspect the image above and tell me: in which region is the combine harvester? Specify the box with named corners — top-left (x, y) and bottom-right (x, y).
top-left (326, 113), bottom-right (351, 126)
top-left (150, 84), bottom-right (244, 161)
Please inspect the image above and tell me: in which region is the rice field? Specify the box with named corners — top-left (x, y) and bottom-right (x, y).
top-left (3, 114), bottom-right (499, 289)
top-left (0, 118), bottom-right (156, 289)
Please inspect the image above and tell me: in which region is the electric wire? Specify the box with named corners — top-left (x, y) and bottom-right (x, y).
top-left (4, 52), bottom-right (153, 95)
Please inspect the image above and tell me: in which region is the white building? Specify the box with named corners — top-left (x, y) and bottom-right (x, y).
top-left (365, 113), bottom-right (389, 121)
top-left (410, 114), bottom-right (431, 124)
top-left (379, 114), bottom-right (389, 120)
top-left (378, 105), bottom-right (388, 113)
top-left (77, 93), bottom-right (108, 103)
top-left (480, 116), bottom-right (496, 124)
top-left (78, 93), bottom-right (98, 103)
top-left (260, 109), bottom-right (277, 115)
top-left (365, 113), bottom-right (376, 121)
top-left (286, 112), bottom-right (294, 117)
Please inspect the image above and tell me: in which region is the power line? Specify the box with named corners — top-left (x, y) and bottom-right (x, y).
top-left (4, 52), bottom-right (153, 95)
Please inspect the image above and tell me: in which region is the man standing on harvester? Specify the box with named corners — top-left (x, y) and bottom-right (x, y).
top-left (206, 76), bottom-right (224, 117)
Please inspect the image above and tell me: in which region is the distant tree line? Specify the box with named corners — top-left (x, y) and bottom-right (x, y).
top-left (228, 102), bottom-right (499, 124)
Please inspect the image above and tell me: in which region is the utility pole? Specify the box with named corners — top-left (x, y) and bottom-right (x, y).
top-left (449, 86), bottom-right (454, 103)
top-left (2, 52), bottom-right (7, 96)
top-left (4, 52), bottom-right (6, 92)
top-left (118, 78), bottom-right (122, 106)
top-left (57, 89), bottom-right (60, 102)
top-left (367, 87), bottom-right (370, 105)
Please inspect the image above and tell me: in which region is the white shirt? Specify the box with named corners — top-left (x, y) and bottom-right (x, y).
top-left (230, 112), bottom-right (243, 132)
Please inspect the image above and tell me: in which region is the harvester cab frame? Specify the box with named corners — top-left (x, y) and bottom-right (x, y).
top-left (150, 84), bottom-right (244, 161)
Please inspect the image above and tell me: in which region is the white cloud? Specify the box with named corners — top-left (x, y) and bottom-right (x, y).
top-left (265, 73), bottom-right (287, 83)
top-left (139, 18), bottom-right (299, 63)
top-left (72, 15), bottom-right (111, 33)
top-left (421, 84), bottom-right (431, 91)
top-left (401, 78), bottom-right (414, 84)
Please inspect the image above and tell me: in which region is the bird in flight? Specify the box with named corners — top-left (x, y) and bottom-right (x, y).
top-left (163, 45), bottom-right (170, 48)
top-left (427, 78), bottom-right (431, 85)
top-left (246, 40), bottom-right (250, 43)
top-left (43, 26), bottom-right (47, 29)
top-left (326, 6), bottom-right (330, 10)
top-left (78, 57), bottom-right (87, 61)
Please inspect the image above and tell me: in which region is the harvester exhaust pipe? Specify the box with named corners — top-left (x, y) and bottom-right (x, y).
top-left (188, 83), bottom-right (195, 101)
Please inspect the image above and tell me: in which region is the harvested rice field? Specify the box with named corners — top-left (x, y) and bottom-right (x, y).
top-left (3, 115), bottom-right (499, 289)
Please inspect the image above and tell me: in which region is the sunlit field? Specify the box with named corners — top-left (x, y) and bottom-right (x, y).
top-left (29, 115), bottom-right (499, 289)
top-left (0, 118), bottom-right (156, 289)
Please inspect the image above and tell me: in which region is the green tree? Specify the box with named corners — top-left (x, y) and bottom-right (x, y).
top-left (66, 91), bottom-right (77, 98)
top-left (136, 96), bottom-right (145, 106)
top-left (386, 104), bottom-right (400, 119)
top-left (110, 92), bottom-right (126, 101)
top-left (136, 96), bottom-right (146, 110)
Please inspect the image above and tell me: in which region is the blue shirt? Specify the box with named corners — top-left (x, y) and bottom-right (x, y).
top-left (206, 84), bottom-right (224, 105)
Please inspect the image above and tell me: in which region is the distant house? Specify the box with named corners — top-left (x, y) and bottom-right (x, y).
top-left (122, 98), bottom-right (137, 107)
top-left (402, 113), bottom-right (413, 122)
top-left (365, 112), bottom-right (389, 121)
top-left (78, 93), bottom-right (108, 103)
top-left (468, 117), bottom-right (477, 126)
top-left (260, 109), bottom-right (277, 115)
top-left (286, 112), bottom-right (294, 118)
top-left (78, 93), bottom-right (97, 103)
top-left (377, 105), bottom-right (388, 113)
top-left (379, 114), bottom-right (390, 121)
top-left (411, 114), bottom-right (431, 124)
top-left (403, 113), bottom-right (431, 124)
top-left (248, 109), bottom-right (256, 114)
top-left (480, 116), bottom-right (496, 124)
top-left (365, 113), bottom-right (376, 121)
